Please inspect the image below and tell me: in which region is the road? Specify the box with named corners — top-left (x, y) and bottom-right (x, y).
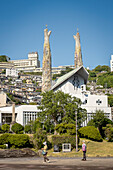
top-left (0, 157), bottom-right (113, 169)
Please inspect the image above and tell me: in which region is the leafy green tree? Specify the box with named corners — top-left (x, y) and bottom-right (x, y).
top-left (1, 124), bottom-right (10, 133)
top-left (0, 55), bottom-right (9, 62)
top-left (24, 124), bottom-right (31, 134)
top-left (97, 74), bottom-right (113, 88)
top-left (89, 71), bottom-right (96, 77)
top-left (108, 95), bottom-right (113, 107)
top-left (87, 110), bottom-right (113, 137)
top-left (27, 119), bottom-right (42, 134)
top-left (43, 119), bottom-right (54, 134)
top-left (11, 123), bottom-right (24, 134)
top-left (33, 128), bottom-right (47, 149)
top-left (38, 90), bottom-right (87, 132)
top-left (55, 123), bottom-right (76, 135)
top-left (92, 110), bottom-right (106, 131)
top-left (101, 65), bottom-right (110, 72)
top-left (103, 124), bottom-right (113, 141)
top-left (93, 65), bottom-right (110, 73)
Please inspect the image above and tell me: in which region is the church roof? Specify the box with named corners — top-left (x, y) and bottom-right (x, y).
top-left (51, 66), bottom-right (89, 90)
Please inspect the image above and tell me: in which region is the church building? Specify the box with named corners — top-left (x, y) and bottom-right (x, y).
top-left (51, 65), bottom-right (111, 125)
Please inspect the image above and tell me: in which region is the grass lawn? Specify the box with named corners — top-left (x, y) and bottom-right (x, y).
top-left (47, 138), bottom-right (113, 157)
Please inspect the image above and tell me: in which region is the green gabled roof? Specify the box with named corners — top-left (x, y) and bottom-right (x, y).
top-left (51, 65), bottom-right (89, 90)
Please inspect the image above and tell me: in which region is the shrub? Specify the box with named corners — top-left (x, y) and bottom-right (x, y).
top-left (11, 123), bottom-right (24, 134)
top-left (55, 123), bottom-right (76, 135)
top-left (52, 135), bottom-right (79, 150)
top-left (1, 124), bottom-right (10, 133)
top-left (78, 126), bottom-right (102, 142)
top-left (8, 134), bottom-right (30, 148)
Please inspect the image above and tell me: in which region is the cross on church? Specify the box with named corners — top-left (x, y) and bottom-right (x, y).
top-left (96, 99), bottom-right (102, 105)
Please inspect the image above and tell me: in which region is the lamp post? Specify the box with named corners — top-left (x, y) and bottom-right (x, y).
top-left (75, 109), bottom-right (78, 152)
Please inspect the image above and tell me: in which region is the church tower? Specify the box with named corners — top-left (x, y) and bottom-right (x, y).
top-left (73, 29), bottom-right (83, 68)
top-left (42, 26), bottom-right (52, 92)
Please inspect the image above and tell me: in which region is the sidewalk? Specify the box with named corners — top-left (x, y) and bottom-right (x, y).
top-left (0, 157), bottom-right (113, 167)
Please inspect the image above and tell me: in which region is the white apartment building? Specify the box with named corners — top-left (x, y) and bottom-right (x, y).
top-left (6, 68), bottom-right (19, 77)
top-left (110, 55), bottom-right (113, 72)
top-left (9, 52), bottom-right (40, 71)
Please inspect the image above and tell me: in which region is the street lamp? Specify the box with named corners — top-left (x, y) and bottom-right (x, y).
top-left (75, 109), bottom-right (78, 152)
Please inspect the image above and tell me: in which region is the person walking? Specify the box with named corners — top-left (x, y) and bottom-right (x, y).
top-left (42, 141), bottom-right (50, 163)
top-left (82, 140), bottom-right (87, 161)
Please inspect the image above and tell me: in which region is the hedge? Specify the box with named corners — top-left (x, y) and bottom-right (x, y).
top-left (78, 126), bottom-right (103, 142)
top-left (52, 135), bottom-right (79, 150)
top-left (0, 134), bottom-right (31, 148)
top-left (0, 145), bottom-right (6, 149)
top-left (9, 134), bottom-right (30, 148)
top-left (0, 133), bottom-right (10, 144)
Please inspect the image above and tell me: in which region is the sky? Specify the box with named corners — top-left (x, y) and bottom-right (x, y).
top-left (0, 0), bottom-right (113, 70)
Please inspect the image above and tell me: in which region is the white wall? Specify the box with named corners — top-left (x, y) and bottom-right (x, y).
top-left (110, 55), bottom-right (113, 72)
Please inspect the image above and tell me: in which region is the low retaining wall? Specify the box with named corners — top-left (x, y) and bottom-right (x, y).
top-left (0, 148), bottom-right (38, 158)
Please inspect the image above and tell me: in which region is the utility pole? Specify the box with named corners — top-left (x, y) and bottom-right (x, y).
top-left (75, 109), bottom-right (78, 152)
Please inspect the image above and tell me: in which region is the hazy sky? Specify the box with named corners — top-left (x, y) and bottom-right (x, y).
top-left (0, 0), bottom-right (113, 69)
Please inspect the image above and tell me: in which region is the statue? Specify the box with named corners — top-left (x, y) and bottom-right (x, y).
top-left (73, 29), bottom-right (83, 68)
top-left (42, 26), bottom-right (52, 92)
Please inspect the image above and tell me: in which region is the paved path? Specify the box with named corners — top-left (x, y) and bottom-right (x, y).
top-left (0, 157), bottom-right (113, 169)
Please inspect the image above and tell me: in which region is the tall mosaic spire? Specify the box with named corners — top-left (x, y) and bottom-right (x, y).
top-left (73, 29), bottom-right (83, 68)
top-left (42, 26), bottom-right (52, 92)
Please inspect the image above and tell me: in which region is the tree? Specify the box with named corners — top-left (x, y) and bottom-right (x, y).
top-left (31, 119), bottom-right (42, 133)
top-left (97, 74), bottom-right (113, 88)
top-left (93, 65), bottom-right (110, 73)
top-left (0, 55), bottom-right (9, 62)
top-left (38, 90), bottom-right (87, 132)
top-left (103, 124), bottom-right (113, 141)
top-left (108, 95), bottom-right (113, 107)
top-left (24, 124), bottom-right (31, 134)
top-left (33, 128), bottom-right (47, 149)
top-left (11, 123), bottom-right (24, 134)
top-left (1, 124), bottom-right (10, 133)
top-left (87, 110), bottom-right (112, 137)
top-left (89, 71), bottom-right (96, 77)
top-left (55, 123), bottom-right (76, 135)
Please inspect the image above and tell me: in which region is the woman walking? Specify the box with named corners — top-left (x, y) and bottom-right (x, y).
top-left (82, 140), bottom-right (87, 161)
top-left (42, 141), bottom-right (50, 163)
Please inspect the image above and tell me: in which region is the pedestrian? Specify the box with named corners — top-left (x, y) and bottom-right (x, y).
top-left (82, 140), bottom-right (87, 161)
top-left (41, 141), bottom-right (50, 163)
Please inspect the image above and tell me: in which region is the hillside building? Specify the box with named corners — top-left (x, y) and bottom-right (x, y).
top-left (6, 68), bottom-right (19, 77)
top-left (110, 55), bottom-right (113, 72)
top-left (9, 52), bottom-right (40, 72)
